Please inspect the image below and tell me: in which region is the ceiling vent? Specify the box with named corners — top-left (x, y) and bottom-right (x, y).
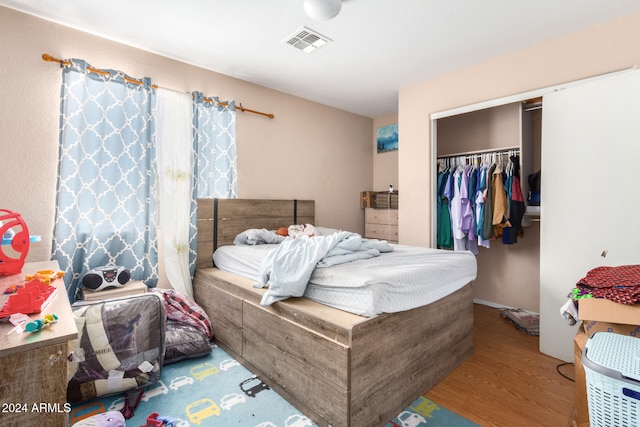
top-left (283, 26), bottom-right (332, 53)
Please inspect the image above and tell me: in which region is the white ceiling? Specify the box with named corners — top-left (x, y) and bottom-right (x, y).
top-left (3, 0), bottom-right (640, 118)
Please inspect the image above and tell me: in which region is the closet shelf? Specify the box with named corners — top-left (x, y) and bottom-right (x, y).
top-left (525, 207), bottom-right (541, 222)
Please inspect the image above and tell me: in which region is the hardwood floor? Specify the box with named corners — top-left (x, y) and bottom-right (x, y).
top-left (424, 304), bottom-right (576, 427)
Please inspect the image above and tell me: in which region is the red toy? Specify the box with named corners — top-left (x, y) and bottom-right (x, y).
top-left (0, 210), bottom-right (30, 276)
top-left (0, 279), bottom-right (58, 318)
top-left (137, 412), bottom-right (177, 427)
top-left (139, 413), bottom-right (163, 427)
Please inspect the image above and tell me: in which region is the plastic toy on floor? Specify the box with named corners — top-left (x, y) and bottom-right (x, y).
top-left (71, 410), bottom-right (125, 427)
top-left (140, 412), bottom-right (177, 427)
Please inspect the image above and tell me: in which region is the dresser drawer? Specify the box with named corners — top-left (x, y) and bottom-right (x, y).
top-left (365, 208), bottom-right (398, 225)
top-left (365, 223), bottom-right (398, 242)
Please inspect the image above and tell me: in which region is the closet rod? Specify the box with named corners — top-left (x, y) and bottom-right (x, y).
top-left (437, 145), bottom-right (520, 159)
top-left (42, 54), bottom-right (275, 119)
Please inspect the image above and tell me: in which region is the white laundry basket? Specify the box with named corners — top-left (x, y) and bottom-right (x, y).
top-left (582, 332), bottom-right (640, 427)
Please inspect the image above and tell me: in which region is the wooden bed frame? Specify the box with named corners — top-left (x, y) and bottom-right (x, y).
top-left (192, 198), bottom-right (474, 427)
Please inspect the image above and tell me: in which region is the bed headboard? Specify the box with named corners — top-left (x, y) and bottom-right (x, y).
top-left (196, 198), bottom-right (315, 270)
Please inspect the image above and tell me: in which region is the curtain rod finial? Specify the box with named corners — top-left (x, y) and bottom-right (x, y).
top-left (42, 53), bottom-right (69, 67)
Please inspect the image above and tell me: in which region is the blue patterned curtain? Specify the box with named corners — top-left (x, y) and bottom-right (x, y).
top-left (53, 59), bottom-right (158, 301)
top-left (192, 92), bottom-right (237, 199)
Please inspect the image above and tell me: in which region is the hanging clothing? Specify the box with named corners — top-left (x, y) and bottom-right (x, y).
top-left (503, 155), bottom-right (526, 244)
top-left (450, 167), bottom-right (464, 244)
top-left (467, 164), bottom-right (478, 207)
top-left (459, 165), bottom-right (475, 240)
top-left (491, 164), bottom-right (512, 237)
top-left (466, 165), bottom-right (479, 251)
top-left (452, 166), bottom-right (478, 254)
top-left (437, 169), bottom-right (453, 249)
top-left (475, 164), bottom-right (490, 249)
top-left (483, 163), bottom-right (497, 240)
top-left (437, 150), bottom-right (525, 253)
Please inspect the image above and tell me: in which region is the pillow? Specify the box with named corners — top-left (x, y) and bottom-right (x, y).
top-left (288, 224), bottom-right (315, 238)
top-left (233, 228), bottom-right (286, 245)
top-left (314, 226), bottom-right (343, 236)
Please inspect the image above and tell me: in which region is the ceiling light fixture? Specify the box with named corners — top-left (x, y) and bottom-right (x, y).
top-left (303, 0), bottom-right (342, 21)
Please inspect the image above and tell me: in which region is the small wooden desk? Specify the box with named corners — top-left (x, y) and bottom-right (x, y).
top-left (0, 261), bottom-right (78, 426)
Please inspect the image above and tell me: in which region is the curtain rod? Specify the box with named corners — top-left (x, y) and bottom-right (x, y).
top-left (42, 54), bottom-right (275, 119)
top-left (437, 146), bottom-right (520, 159)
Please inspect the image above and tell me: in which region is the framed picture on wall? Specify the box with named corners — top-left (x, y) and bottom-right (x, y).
top-left (377, 123), bottom-right (398, 153)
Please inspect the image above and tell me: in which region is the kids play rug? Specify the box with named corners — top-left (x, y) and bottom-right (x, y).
top-left (69, 345), bottom-right (479, 427)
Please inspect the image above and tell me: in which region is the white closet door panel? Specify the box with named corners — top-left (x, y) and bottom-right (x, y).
top-left (540, 69), bottom-right (640, 362)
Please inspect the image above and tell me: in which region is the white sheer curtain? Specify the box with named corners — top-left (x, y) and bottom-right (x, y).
top-left (156, 89), bottom-right (194, 297)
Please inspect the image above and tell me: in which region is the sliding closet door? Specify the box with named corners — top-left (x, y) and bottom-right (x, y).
top-left (540, 69), bottom-right (640, 362)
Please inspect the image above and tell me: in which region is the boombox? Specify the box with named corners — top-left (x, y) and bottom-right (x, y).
top-left (82, 265), bottom-right (130, 292)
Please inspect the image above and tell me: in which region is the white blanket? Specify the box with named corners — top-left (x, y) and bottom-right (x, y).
top-left (254, 231), bottom-right (392, 306)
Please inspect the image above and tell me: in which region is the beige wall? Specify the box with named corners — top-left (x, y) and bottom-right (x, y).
top-left (437, 103), bottom-right (521, 156)
top-left (0, 7), bottom-right (373, 263)
top-left (398, 11), bottom-right (640, 360)
top-left (398, 11), bottom-right (640, 247)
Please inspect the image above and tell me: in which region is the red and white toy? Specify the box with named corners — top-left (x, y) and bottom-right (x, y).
top-left (0, 209), bottom-right (31, 276)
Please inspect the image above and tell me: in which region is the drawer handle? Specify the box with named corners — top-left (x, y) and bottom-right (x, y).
top-left (49, 350), bottom-right (63, 366)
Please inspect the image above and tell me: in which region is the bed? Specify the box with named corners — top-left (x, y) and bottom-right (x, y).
top-left (192, 198), bottom-right (475, 427)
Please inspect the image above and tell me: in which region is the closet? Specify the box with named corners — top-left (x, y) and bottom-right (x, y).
top-left (435, 102), bottom-right (541, 313)
top-left (430, 69), bottom-right (640, 362)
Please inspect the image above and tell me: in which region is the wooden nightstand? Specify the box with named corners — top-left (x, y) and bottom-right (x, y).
top-left (364, 208), bottom-right (398, 243)
top-left (0, 261), bottom-right (78, 426)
